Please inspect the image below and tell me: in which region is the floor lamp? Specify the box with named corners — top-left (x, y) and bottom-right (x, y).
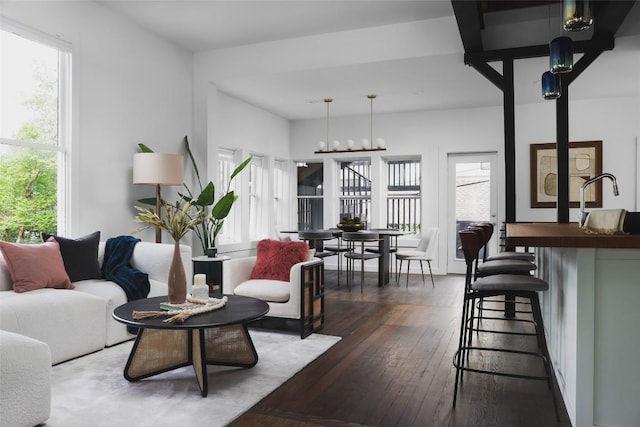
top-left (133, 153), bottom-right (184, 243)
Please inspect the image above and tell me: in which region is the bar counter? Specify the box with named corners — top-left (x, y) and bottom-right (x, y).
top-left (505, 222), bottom-right (640, 248)
top-left (505, 222), bottom-right (640, 427)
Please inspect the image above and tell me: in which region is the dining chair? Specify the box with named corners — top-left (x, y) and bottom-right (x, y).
top-left (394, 228), bottom-right (438, 288)
top-left (342, 231), bottom-right (380, 293)
top-left (297, 230), bottom-right (337, 259)
top-left (323, 229), bottom-right (348, 288)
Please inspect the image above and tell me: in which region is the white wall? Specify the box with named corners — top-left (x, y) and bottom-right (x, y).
top-left (517, 96), bottom-right (640, 222)
top-left (1, 1), bottom-right (194, 243)
top-left (290, 93), bottom-right (640, 274)
top-left (204, 88), bottom-right (292, 255)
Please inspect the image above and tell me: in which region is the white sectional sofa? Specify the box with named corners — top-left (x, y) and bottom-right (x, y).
top-left (0, 241), bottom-right (192, 364)
top-left (0, 330), bottom-right (51, 427)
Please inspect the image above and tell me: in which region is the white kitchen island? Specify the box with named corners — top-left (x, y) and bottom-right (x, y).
top-left (506, 223), bottom-right (640, 427)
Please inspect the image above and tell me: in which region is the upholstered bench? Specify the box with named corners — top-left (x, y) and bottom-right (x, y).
top-left (0, 330), bottom-right (51, 427)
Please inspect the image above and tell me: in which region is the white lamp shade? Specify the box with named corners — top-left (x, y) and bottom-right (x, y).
top-left (133, 153), bottom-right (184, 185)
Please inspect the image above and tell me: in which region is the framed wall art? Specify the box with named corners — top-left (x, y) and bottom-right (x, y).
top-left (530, 140), bottom-right (603, 208)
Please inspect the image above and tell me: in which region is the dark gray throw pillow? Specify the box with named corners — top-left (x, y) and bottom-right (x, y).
top-left (41, 231), bottom-right (101, 282)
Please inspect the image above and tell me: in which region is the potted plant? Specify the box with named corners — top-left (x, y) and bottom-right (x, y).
top-left (337, 216), bottom-right (364, 232)
top-left (137, 137), bottom-right (251, 256)
top-left (134, 198), bottom-right (203, 303)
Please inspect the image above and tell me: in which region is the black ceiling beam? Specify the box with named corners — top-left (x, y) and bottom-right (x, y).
top-left (464, 35), bottom-right (614, 64)
top-left (451, 0), bottom-right (484, 53)
top-left (593, 0), bottom-right (637, 37)
top-left (467, 60), bottom-right (505, 90)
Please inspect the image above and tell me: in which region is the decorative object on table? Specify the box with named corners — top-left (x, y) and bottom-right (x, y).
top-left (337, 216), bottom-right (364, 232)
top-left (206, 247), bottom-right (218, 257)
top-left (132, 295), bottom-right (228, 324)
top-left (191, 274), bottom-right (209, 300)
top-left (314, 95), bottom-right (387, 154)
top-left (530, 140), bottom-right (602, 208)
top-left (192, 255), bottom-right (229, 298)
top-left (135, 198), bottom-right (203, 304)
top-left (132, 152), bottom-right (184, 243)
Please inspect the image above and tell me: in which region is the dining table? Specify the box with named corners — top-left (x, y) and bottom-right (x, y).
top-left (282, 229), bottom-right (408, 287)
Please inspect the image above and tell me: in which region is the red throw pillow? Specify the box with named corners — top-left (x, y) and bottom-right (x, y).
top-left (0, 238), bottom-right (73, 292)
top-left (250, 239), bottom-right (309, 282)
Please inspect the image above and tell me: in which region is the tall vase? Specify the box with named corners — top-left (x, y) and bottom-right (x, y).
top-left (167, 240), bottom-right (187, 304)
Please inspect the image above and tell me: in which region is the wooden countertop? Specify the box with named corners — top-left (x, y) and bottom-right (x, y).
top-left (505, 223), bottom-right (640, 248)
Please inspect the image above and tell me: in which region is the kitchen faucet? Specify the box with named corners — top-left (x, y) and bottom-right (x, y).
top-left (579, 173), bottom-right (619, 226)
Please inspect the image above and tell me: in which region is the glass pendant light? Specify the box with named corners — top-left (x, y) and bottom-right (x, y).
top-left (542, 71), bottom-right (561, 99)
top-left (550, 36), bottom-right (573, 73)
top-left (563, 0), bottom-right (593, 31)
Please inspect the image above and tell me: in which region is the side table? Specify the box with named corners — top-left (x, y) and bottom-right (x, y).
top-left (192, 255), bottom-right (229, 297)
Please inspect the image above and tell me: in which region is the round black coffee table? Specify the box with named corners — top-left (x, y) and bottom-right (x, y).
top-left (113, 295), bottom-right (269, 397)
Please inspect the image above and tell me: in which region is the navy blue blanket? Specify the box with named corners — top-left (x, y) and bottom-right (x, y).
top-left (102, 236), bottom-right (150, 302)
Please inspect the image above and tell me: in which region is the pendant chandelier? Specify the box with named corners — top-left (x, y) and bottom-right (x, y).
top-left (361, 94), bottom-right (385, 150)
top-left (315, 94), bottom-right (386, 154)
top-left (317, 98), bottom-right (334, 152)
top-left (542, 0), bottom-right (593, 100)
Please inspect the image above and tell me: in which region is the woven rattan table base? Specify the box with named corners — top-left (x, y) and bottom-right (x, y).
top-left (123, 324), bottom-right (258, 396)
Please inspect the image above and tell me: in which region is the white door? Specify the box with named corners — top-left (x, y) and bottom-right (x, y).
top-left (447, 152), bottom-right (499, 274)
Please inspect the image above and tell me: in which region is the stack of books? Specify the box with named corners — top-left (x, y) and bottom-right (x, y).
top-left (159, 301), bottom-right (204, 311)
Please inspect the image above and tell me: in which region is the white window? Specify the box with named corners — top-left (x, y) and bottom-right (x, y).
top-left (273, 159), bottom-right (291, 234)
top-left (216, 148), bottom-right (240, 244)
top-left (248, 155), bottom-right (267, 240)
top-left (0, 21), bottom-right (71, 242)
top-left (338, 160), bottom-right (371, 226)
top-left (297, 162), bottom-right (324, 230)
top-left (386, 159), bottom-right (421, 233)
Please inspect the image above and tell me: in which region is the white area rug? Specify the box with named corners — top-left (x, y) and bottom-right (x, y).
top-left (46, 330), bottom-right (340, 427)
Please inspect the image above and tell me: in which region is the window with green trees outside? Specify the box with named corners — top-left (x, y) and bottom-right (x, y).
top-left (0, 22), bottom-right (71, 243)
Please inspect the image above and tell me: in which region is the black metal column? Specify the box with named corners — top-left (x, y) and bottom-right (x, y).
top-left (556, 80), bottom-right (570, 223)
top-left (503, 60), bottom-right (516, 224)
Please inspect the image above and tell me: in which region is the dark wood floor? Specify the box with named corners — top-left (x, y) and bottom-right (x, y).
top-left (231, 269), bottom-right (571, 427)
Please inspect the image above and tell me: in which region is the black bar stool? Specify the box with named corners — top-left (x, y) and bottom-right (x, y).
top-left (452, 228), bottom-right (559, 420)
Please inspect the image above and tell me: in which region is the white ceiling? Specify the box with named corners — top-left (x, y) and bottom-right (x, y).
top-left (98, 0), bottom-right (640, 120)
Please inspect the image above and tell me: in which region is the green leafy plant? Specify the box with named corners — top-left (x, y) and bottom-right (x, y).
top-left (340, 216), bottom-right (362, 225)
top-left (137, 137), bottom-right (251, 253)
